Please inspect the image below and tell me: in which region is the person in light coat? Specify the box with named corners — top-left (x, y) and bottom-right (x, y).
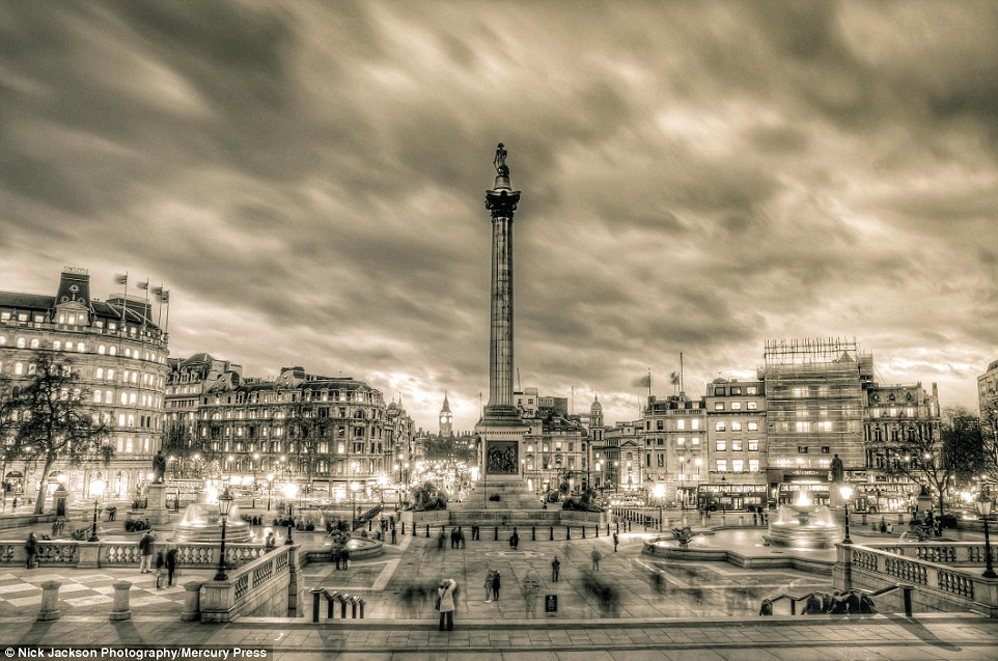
top-left (437, 578), bottom-right (457, 631)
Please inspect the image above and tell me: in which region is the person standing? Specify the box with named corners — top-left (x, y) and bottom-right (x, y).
top-left (551, 556), bottom-right (561, 582)
top-left (390, 523), bottom-right (397, 545)
top-left (342, 547), bottom-right (351, 570)
top-left (492, 570), bottom-right (502, 602)
top-left (613, 532), bottom-right (619, 552)
top-left (25, 532), bottom-right (38, 569)
top-left (165, 547), bottom-right (178, 587)
top-left (591, 548), bottom-right (602, 571)
top-left (154, 550), bottom-right (165, 590)
top-left (437, 578), bottom-right (457, 631)
top-left (484, 569), bottom-right (495, 603)
top-left (138, 531), bottom-right (155, 573)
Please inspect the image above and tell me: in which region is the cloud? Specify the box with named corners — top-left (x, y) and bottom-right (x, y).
top-left (1, 0), bottom-right (996, 429)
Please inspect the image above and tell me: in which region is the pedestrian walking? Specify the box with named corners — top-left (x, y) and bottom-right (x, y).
top-left (138, 531), bottom-right (155, 573)
top-left (342, 548), bottom-right (350, 570)
top-left (437, 530), bottom-right (446, 551)
top-left (391, 524), bottom-right (397, 545)
top-left (613, 532), bottom-right (619, 552)
top-left (484, 569), bottom-right (495, 603)
top-left (457, 526), bottom-right (465, 548)
top-left (551, 556), bottom-right (561, 582)
top-left (25, 532), bottom-right (38, 569)
top-left (509, 529), bottom-right (519, 550)
top-left (154, 550), bottom-right (165, 589)
top-left (437, 578), bottom-right (457, 631)
top-left (492, 570), bottom-right (502, 601)
top-left (166, 547), bottom-right (178, 587)
top-left (591, 548), bottom-right (602, 571)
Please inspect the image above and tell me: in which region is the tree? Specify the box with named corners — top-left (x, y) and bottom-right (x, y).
top-left (10, 353), bottom-right (114, 514)
top-left (981, 405), bottom-right (998, 485)
top-left (887, 409), bottom-right (983, 520)
top-left (285, 398), bottom-right (320, 483)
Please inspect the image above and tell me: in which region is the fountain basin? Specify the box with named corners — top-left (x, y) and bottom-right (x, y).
top-left (171, 502), bottom-right (253, 543)
top-left (765, 500), bottom-right (840, 549)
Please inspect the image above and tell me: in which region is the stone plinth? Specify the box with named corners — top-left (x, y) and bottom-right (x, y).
top-left (145, 483), bottom-right (172, 526)
top-left (109, 581), bottom-right (132, 621)
top-left (37, 581), bottom-right (61, 621)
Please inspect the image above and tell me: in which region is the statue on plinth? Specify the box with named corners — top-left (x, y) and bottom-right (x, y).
top-left (830, 453), bottom-right (844, 484)
top-left (152, 450), bottom-right (167, 484)
top-left (493, 142), bottom-right (509, 177)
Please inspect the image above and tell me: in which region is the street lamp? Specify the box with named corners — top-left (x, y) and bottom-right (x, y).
top-left (266, 473), bottom-right (274, 511)
top-left (214, 486), bottom-right (234, 581)
top-left (88, 477), bottom-right (106, 542)
top-left (976, 488), bottom-right (996, 579)
top-left (350, 480), bottom-right (361, 530)
top-left (840, 485), bottom-right (854, 545)
top-left (282, 482), bottom-right (298, 544)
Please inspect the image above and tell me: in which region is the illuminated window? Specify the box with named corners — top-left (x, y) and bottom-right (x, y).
top-left (749, 459), bottom-right (759, 472)
top-left (731, 402), bottom-right (742, 410)
top-left (732, 459), bottom-right (743, 472)
top-left (731, 422), bottom-right (742, 432)
top-left (716, 441), bottom-right (726, 452)
top-left (731, 440), bottom-right (743, 451)
top-left (716, 460), bottom-right (727, 472)
top-left (715, 422), bottom-right (726, 432)
top-left (747, 401), bottom-right (757, 410)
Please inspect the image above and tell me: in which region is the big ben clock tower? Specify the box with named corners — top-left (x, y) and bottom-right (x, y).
top-left (439, 392), bottom-right (453, 438)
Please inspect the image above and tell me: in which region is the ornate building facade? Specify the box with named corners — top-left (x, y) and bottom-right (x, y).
top-left (194, 366), bottom-right (411, 492)
top-left (0, 267), bottom-right (169, 502)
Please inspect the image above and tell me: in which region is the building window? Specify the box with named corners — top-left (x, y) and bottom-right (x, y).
top-left (691, 419), bottom-right (699, 430)
top-left (795, 421), bottom-right (809, 433)
top-left (714, 402), bottom-right (724, 411)
top-left (749, 459), bottom-right (759, 472)
top-left (798, 446), bottom-right (809, 454)
top-left (731, 440), bottom-right (742, 451)
top-left (731, 401), bottom-right (742, 410)
top-left (692, 437), bottom-right (700, 445)
top-left (716, 441), bottom-right (726, 452)
top-left (822, 446), bottom-right (830, 454)
top-left (714, 387), bottom-right (725, 396)
top-left (677, 437), bottom-right (685, 445)
top-left (715, 422), bottom-right (726, 431)
top-left (716, 460), bottom-right (727, 472)
top-left (748, 440), bottom-right (759, 451)
top-left (747, 401), bottom-right (758, 410)
top-left (16, 338), bottom-right (26, 348)
top-left (731, 422), bottom-right (742, 432)
top-left (747, 386), bottom-right (757, 395)
top-left (732, 459), bottom-right (743, 472)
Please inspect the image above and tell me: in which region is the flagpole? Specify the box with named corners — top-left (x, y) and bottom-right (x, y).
top-left (121, 272), bottom-right (129, 322)
top-left (164, 293), bottom-right (170, 334)
top-left (156, 283), bottom-right (164, 327)
top-left (142, 279), bottom-right (150, 332)
top-left (680, 353), bottom-right (685, 394)
top-left (647, 368), bottom-right (652, 398)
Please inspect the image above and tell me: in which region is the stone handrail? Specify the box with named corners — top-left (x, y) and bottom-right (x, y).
top-left (0, 539), bottom-right (267, 569)
top-left (860, 541), bottom-right (990, 566)
top-left (836, 542), bottom-right (997, 618)
top-left (199, 544), bottom-right (300, 623)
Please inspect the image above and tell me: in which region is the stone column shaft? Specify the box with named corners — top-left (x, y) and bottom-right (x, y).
top-left (489, 215), bottom-right (514, 409)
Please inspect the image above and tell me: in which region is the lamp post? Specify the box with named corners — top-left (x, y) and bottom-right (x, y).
top-left (88, 477), bottom-right (106, 542)
top-left (283, 482), bottom-right (298, 544)
top-left (976, 488), bottom-right (996, 579)
top-left (840, 485), bottom-right (854, 545)
top-left (214, 486), bottom-right (234, 581)
top-left (350, 480), bottom-right (360, 530)
top-left (266, 473), bottom-right (274, 511)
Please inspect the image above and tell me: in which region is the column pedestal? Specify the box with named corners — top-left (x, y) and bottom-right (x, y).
top-left (146, 483), bottom-right (172, 526)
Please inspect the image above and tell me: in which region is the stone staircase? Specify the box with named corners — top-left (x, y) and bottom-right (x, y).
top-left (448, 481), bottom-right (562, 526)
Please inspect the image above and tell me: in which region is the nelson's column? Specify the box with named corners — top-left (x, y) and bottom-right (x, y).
top-left (476, 143), bottom-right (529, 488)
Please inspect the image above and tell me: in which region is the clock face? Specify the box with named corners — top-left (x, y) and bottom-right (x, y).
top-left (69, 284), bottom-right (79, 293)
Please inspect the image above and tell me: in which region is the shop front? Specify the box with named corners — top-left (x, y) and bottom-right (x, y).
top-left (697, 483), bottom-right (766, 511)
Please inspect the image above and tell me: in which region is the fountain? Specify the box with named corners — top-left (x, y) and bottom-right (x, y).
top-left (171, 483), bottom-right (253, 543)
top-left (765, 489), bottom-right (840, 549)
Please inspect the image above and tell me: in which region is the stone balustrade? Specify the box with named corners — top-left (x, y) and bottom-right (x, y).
top-left (861, 541), bottom-right (991, 566)
top-left (198, 544), bottom-right (301, 623)
top-left (835, 542), bottom-right (998, 618)
top-left (0, 539), bottom-right (267, 569)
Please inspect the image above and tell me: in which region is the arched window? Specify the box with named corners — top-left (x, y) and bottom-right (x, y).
top-left (16, 337), bottom-right (26, 348)
top-left (94, 391), bottom-right (102, 404)
top-left (53, 340), bottom-right (61, 350)
top-left (30, 338), bottom-right (40, 349)
top-left (96, 367), bottom-right (104, 379)
top-left (27, 363), bottom-right (36, 375)
top-left (65, 341), bottom-right (74, 351)
top-left (77, 343), bottom-right (85, 352)
top-left (98, 344), bottom-right (106, 355)
top-left (14, 363), bottom-right (23, 375)
top-left (109, 346), bottom-right (117, 356)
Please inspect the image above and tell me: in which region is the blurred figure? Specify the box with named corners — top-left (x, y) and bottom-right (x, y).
top-left (492, 570), bottom-right (502, 602)
top-left (551, 557), bottom-right (561, 582)
top-left (484, 569), bottom-right (495, 603)
top-left (591, 548), bottom-right (602, 571)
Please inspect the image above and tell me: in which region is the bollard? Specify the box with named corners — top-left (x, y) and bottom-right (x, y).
top-left (109, 581), bottom-right (132, 621)
top-left (790, 600), bottom-right (797, 616)
top-left (311, 588), bottom-right (323, 623)
top-left (902, 585), bottom-right (913, 617)
top-left (566, 526), bottom-right (571, 541)
top-left (606, 523), bottom-right (610, 536)
top-left (359, 599), bottom-right (365, 619)
top-left (628, 521), bottom-right (632, 532)
top-left (595, 524), bottom-right (599, 537)
top-left (340, 595), bottom-right (348, 619)
top-left (368, 520), bottom-right (372, 531)
top-left (181, 582), bottom-right (202, 621)
top-left (37, 581), bottom-right (61, 622)
top-left (550, 526), bottom-right (554, 541)
top-left (425, 524), bottom-right (430, 538)
top-left (327, 592), bottom-right (339, 619)
top-left (494, 526), bottom-right (499, 541)
top-left (581, 526), bottom-right (586, 539)
top-left (616, 522), bottom-right (620, 533)
top-left (401, 522), bottom-right (406, 535)
top-left (532, 526), bottom-right (536, 541)
top-left (351, 597), bottom-right (358, 619)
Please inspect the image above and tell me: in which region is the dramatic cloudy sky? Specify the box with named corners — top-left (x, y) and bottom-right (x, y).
top-left (2, 1), bottom-right (996, 430)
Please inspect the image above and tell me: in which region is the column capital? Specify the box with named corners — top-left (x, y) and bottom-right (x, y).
top-left (485, 188), bottom-right (521, 219)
